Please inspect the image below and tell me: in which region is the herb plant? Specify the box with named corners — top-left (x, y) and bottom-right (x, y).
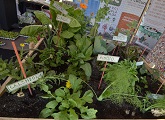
top-left (39, 74), bottom-right (97, 120)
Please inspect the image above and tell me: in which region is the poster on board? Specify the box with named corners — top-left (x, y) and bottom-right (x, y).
top-left (97, 0), bottom-right (125, 39)
top-left (135, 0), bottom-right (165, 50)
top-left (97, 0), bottom-right (147, 40)
top-left (145, 31), bottom-right (165, 80)
top-left (116, 0), bottom-right (147, 37)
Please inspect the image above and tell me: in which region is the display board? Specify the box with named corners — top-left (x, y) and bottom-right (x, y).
top-left (73, 0), bottom-right (100, 17)
top-left (145, 31), bottom-right (165, 80)
top-left (135, 0), bottom-right (165, 50)
top-left (97, 0), bottom-right (147, 40)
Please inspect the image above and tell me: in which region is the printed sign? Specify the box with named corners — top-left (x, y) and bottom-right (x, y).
top-left (97, 0), bottom-right (125, 39)
top-left (145, 31), bottom-right (165, 80)
top-left (56, 14), bottom-right (71, 24)
top-left (97, 54), bottom-right (120, 63)
top-left (53, 2), bottom-right (68, 15)
top-left (135, 0), bottom-right (165, 50)
top-left (6, 72), bottom-right (44, 92)
top-left (116, 0), bottom-right (147, 34)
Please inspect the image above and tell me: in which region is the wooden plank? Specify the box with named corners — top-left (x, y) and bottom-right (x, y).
top-left (0, 38), bottom-right (44, 96)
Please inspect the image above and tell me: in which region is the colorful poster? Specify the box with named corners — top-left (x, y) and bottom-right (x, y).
top-left (97, 0), bottom-right (125, 39)
top-left (73, 0), bottom-right (100, 17)
top-left (135, 0), bottom-right (165, 50)
top-left (145, 31), bottom-right (165, 80)
top-left (116, 0), bottom-right (147, 33)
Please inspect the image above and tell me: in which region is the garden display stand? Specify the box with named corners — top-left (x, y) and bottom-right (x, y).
top-left (0, 38), bottom-right (44, 97)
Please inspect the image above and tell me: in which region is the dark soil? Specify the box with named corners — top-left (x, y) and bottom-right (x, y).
top-left (0, 47), bottom-right (165, 119)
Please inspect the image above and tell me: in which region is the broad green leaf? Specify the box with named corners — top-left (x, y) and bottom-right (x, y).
top-left (56, 96), bottom-right (63, 102)
top-left (68, 45), bottom-right (77, 56)
top-left (80, 63), bottom-right (92, 78)
top-left (93, 36), bottom-right (107, 54)
top-left (52, 36), bottom-right (66, 47)
top-left (76, 53), bottom-right (85, 59)
top-left (69, 109), bottom-right (78, 120)
top-left (84, 45), bottom-right (93, 61)
top-left (74, 34), bottom-right (81, 40)
top-left (34, 11), bottom-right (52, 25)
top-left (80, 107), bottom-right (97, 119)
top-left (82, 90), bottom-right (93, 103)
top-left (52, 111), bottom-right (69, 120)
top-left (46, 100), bottom-right (58, 109)
top-left (68, 16), bottom-right (81, 28)
top-left (61, 100), bottom-right (69, 108)
top-left (55, 88), bottom-right (65, 97)
top-left (39, 108), bottom-right (52, 118)
top-left (69, 74), bottom-right (82, 92)
top-left (61, 30), bottom-right (74, 39)
top-left (20, 25), bottom-right (43, 36)
top-left (41, 84), bottom-right (49, 93)
top-left (69, 99), bottom-right (77, 107)
top-left (68, 27), bottom-right (80, 33)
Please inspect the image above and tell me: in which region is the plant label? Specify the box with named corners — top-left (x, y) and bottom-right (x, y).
top-left (113, 33), bottom-right (127, 42)
top-left (53, 2), bottom-right (68, 15)
top-left (56, 14), bottom-right (71, 24)
top-left (97, 54), bottom-right (120, 63)
top-left (6, 72), bottom-right (44, 92)
top-left (136, 61), bottom-right (144, 66)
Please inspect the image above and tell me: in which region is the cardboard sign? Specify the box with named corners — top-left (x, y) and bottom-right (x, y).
top-left (53, 2), bottom-right (68, 15)
top-left (56, 14), bottom-right (71, 24)
top-left (6, 72), bottom-right (43, 92)
top-left (97, 54), bottom-right (120, 63)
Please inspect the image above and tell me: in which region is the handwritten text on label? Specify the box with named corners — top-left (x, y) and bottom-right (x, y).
top-left (56, 14), bottom-right (71, 24)
top-left (97, 54), bottom-right (120, 63)
top-left (53, 2), bottom-right (68, 15)
top-left (6, 72), bottom-right (43, 92)
top-left (113, 33), bottom-right (127, 42)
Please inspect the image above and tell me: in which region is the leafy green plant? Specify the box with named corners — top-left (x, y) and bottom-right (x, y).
top-left (119, 45), bottom-right (142, 61)
top-left (98, 60), bottom-right (143, 109)
top-left (67, 34), bottom-right (93, 80)
top-left (39, 74), bottom-right (97, 120)
top-left (0, 30), bottom-right (19, 39)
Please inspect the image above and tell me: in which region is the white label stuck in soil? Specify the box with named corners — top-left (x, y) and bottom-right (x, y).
top-left (97, 54), bottom-right (120, 63)
top-left (56, 14), bottom-right (71, 24)
top-left (6, 72), bottom-right (44, 92)
top-left (53, 2), bottom-right (68, 15)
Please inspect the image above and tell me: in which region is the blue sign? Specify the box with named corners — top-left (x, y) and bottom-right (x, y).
top-left (73, 0), bottom-right (100, 17)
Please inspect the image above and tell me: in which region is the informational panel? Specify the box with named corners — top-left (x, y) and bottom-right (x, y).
top-left (97, 0), bottom-right (125, 39)
top-left (116, 0), bottom-right (147, 32)
top-left (135, 0), bottom-right (165, 50)
top-left (97, 0), bottom-right (147, 40)
top-left (73, 0), bottom-right (100, 17)
top-left (145, 31), bottom-right (165, 80)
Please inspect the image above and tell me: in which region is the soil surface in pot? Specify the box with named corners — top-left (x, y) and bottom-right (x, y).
top-left (0, 59), bottom-right (165, 119)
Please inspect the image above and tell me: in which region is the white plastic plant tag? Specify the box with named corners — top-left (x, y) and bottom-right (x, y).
top-left (53, 2), bottom-right (68, 15)
top-left (136, 61), bottom-right (144, 66)
top-left (56, 14), bottom-right (71, 24)
top-left (6, 72), bottom-right (43, 92)
top-left (113, 33), bottom-right (127, 42)
top-left (97, 54), bottom-right (120, 63)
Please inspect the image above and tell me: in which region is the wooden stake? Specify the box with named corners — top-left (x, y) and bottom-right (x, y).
top-left (11, 42), bottom-right (33, 95)
top-left (129, 0), bottom-right (151, 44)
top-left (0, 38), bottom-right (43, 96)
